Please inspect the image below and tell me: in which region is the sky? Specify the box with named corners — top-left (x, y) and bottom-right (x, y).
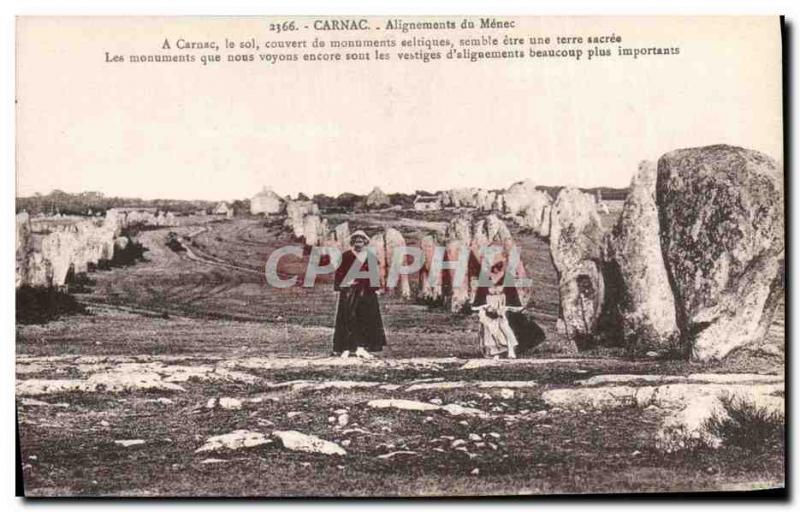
top-left (16, 16), bottom-right (783, 201)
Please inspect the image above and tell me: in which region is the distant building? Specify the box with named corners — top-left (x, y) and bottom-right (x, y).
top-left (251, 187), bottom-right (285, 215)
top-left (413, 194), bottom-right (441, 211)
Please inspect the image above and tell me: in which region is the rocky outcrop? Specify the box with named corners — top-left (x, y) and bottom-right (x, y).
top-left (549, 188), bottom-right (605, 349)
top-left (656, 145), bottom-right (785, 360)
top-left (541, 372), bottom-right (784, 453)
top-left (607, 161), bottom-right (681, 355)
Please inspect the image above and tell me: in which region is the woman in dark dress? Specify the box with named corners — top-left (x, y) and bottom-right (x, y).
top-left (332, 230), bottom-right (387, 358)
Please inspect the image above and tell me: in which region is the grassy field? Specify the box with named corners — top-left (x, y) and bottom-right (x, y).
top-left (16, 212), bottom-right (785, 497)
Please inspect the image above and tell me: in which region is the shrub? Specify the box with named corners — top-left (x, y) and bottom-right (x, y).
top-left (16, 286), bottom-right (87, 325)
top-left (704, 395), bottom-right (784, 453)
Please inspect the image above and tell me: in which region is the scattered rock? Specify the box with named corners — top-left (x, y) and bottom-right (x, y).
top-left (273, 430), bottom-right (346, 456)
top-left (499, 389), bottom-right (515, 399)
top-left (442, 404), bottom-right (487, 417)
top-left (19, 398), bottom-right (69, 408)
top-left (377, 451), bottom-right (417, 459)
top-left (114, 439), bottom-right (145, 448)
top-left (407, 381), bottom-right (467, 392)
top-left (367, 399), bottom-right (440, 412)
top-left (218, 397), bottom-right (242, 410)
top-left (292, 381), bottom-right (381, 391)
top-left (195, 430), bottom-right (271, 453)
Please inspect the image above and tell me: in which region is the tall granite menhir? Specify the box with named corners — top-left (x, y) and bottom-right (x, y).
top-left (656, 145), bottom-right (784, 361)
top-left (606, 161), bottom-right (681, 356)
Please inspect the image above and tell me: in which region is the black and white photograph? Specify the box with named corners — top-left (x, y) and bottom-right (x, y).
top-left (13, 14), bottom-right (786, 498)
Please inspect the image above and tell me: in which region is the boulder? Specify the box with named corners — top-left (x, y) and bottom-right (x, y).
top-left (503, 180), bottom-right (539, 215)
top-left (656, 145), bottom-right (784, 360)
top-left (519, 191), bottom-right (553, 238)
top-left (607, 161), bottom-right (680, 355)
top-left (550, 188), bottom-right (605, 347)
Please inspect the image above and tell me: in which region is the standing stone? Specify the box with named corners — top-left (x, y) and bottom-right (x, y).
top-left (16, 212), bottom-right (32, 288)
top-left (369, 233), bottom-right (388, 289)
top-left (607, 161), bottom-right (680, 355)
top-left (520, 191), bottom-right (553, 238)
top-left (550, 188), bottom-right (606, 348)
top-left (418, 234), bottom-right (442, 302)
top-left (503, 180), bottom-right (538, 215)
top-left (384, 227), bottom-right (411, 299)
top-left (657, 145), bottom-right (784, 360)
top-left (334, 222), bottom-right (350, 251)
top-left (302, 215), bottom-right (322, 247)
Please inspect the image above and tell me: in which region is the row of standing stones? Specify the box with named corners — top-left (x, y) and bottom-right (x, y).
top-left (550, 144), bottom-right (784, 361)
top-left (16, 145), bottom-right (784, 364)
top-left (278, 144), bottom-right (784, 362)
top-left (15, 208), bottom-right (177, 289)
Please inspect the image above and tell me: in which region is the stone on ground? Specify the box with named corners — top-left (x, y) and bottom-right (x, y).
top-left (367, 399), bottom-right (441, 412)
top-left (273, 430), bottom-right (346, 456)
top-left (195, 430), bottom-right (271, 453)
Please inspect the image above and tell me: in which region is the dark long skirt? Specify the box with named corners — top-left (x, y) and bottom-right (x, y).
top-left (333, 287), bottom-right (387, 353)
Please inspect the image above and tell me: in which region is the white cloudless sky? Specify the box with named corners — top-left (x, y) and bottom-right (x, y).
top-left (16, 15), bottom-right (782, 201)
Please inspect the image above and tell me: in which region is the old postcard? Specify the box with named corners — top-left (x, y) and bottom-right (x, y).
top-left (15, 15), bottom-right (784, 497)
